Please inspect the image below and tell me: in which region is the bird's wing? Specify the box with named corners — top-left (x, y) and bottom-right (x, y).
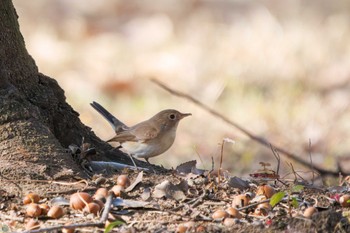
top-left (90, 101), bottom-right (127, 132)
top-left (108, 123), bottom-right (159, 143)
top-left (106, 132), bottom-right (136, 143)
top-left (132, 124), bottom-right (160, 141)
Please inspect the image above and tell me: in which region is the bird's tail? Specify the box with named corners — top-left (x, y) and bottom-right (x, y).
top-left (90, 101), bottom-right (127, 132)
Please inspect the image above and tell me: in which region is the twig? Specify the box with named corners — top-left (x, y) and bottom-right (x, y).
top-left (287, 162), bottom-right (307, 183)
top-left (237, 199), bottom-right (270, 211)
top-left (193, 146), bottom-right (206, 170)
top-left (151, 79), bottom-right (343, 177)
top-left (0, 179), bottom-right (89, 189)
top-left (190, 188), bottom-right (207, 208)
top-left (100, 191), bottom-right (114, 222)
top-left (218, 139), bottom-right (225, 183)
top-left (247, 214), bottom-right (269, 220)
top-left (46, 187), bottom-right (96, 195)
top-left (211, 157), bottom-right (214, 170)
top-left (0, 213), bottom-right (24, 222)
top-left (270, 144), bottom-right (281, 177)
top-left (172, 188), bottom-right (206, 211)
top-left (270, 144), bottom-right (281, 186)
top-left (308, 139), bottom-right (315, 184)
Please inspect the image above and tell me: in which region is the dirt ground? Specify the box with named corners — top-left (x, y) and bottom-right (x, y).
top-left (1, 159), bottom-right (350, 233)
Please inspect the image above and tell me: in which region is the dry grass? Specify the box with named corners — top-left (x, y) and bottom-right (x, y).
top-left (13, 0), bottom-right (350, 178)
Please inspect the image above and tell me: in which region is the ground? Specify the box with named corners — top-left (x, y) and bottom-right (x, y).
top-left (1, 159), bottom-right (350, 233)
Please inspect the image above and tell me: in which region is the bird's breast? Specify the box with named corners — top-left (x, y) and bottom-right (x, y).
top-left (121, 127), bottom-right (177, 159)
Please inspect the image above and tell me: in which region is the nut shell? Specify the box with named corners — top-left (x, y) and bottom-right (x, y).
top-left (62, 222), bottom-right (75, 233)
top-left (212, 209), bottom-right (229, 219)
top-left (25, 219), bottom-right (40, 230)
top-left (254, 203), bottom-right (271, 216)
top-left (94, 188), bottom-right (108, 198)
top-left (23, 193), bottom-right (40, 204)
top-left (303, 206), bottom-right (317, 218)
top-left (93, 199), bottom-right (105, 209)
top-left (70, 192), bottom-right (93, 210)
top-left (226, 207), bottom-right (242, 219)
top-left (111, 185), bottom-right (125, 197)
top-left (223, 217), bottom-right (238, 227)
top-left (256, 184), bottom-right (276, 198)
top-left (47, 205), bottom-right (64, 219)
top-left (39, 203), bottom-right (50, 215)
top-left (232, 194), bottom-right (250, 208)
top-left (176, 225), bottom-right (188, 233)
top-left (26, 203), bottom-right (42, 217)
top-left (117, 175), bottom-right (131, 188)
top-left (83, 202), bottom-right (101, 215)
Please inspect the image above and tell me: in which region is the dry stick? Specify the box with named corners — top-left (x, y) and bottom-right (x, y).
top-left (308, 139), bottom-right (315, 184)
top-left (100, 192), bottom-right (114, 222)
top-left (270, 144), bottom-right (281, 176)
top-left (47, 187), bottom-right (97, 195)
top-left (0, 213), bottom-right (24, 222)
top-left (151, 79), bottom-right (342, 177)
top-left (237, 199), bottom-right (270, 211)
top-left (218, 139), bottom-right (225, 183)
top-left (287, 162), bottom-right (307, 183)
top-left (194, 146), bottom-right (207, 170)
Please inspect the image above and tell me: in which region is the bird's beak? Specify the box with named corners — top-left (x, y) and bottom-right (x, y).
top-left (179, 112), bottom-right (192, 119)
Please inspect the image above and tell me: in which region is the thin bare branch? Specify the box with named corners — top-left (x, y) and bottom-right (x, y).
top-left (151, 79), bottom-right (342, 177)
top-left (308, 139), bottom-right (315, 184)
top-left (270, 144), bottom-right (281, 176)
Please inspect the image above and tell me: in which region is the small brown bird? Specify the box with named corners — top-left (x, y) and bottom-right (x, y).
top-left (90, 101), bottom-right (191, 165)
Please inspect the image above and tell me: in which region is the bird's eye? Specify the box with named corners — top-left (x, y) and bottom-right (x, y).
top-left (169, 114), bottom-right (176, 120)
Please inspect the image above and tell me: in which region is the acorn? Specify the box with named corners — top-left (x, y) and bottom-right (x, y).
top-left (23, 193), bottom-right (40, 205)
top-left (92, 199), bottom-right (105, 209)
top-left (93, 194), bottom-right (106, 203)
top-left (176, 224), bottom-right (188, 233)
top-left (196, 225), bottom-right (206, 232)
top-left (111, 185), bottom-right (125, 197)
top-left (70, 192), bottom-right (93, 210)
top-left (254, 203), bottom-right (271, 216)
top-left (212, 209), bottom-right (229, 220)
top-left (47, 205), bottom-right (64, 219)
top-left (94, 188), bottom-right (108, 198)
top-left (232, 194), bottom-right (250, 208)
top-left (223, 218), bottom-right (238, 227)
top-left (256, 184), bottom-right (276, 198)
top-left (26, 203), bottom-right (42, 217)
top-left (303, 206), bottom-right (317, 218)
top-left (83, 202), bottom-right (101, 215)
top-left (39, 203), bottom-right (50, 215)
top-left (25, 219), bottom-right (40, 230)
top-left (117, 175), bottom-right (130, 188)
top-left (226, 207), bottom-right (242, 219)
top-left (62, 222), bottom-right (75, 233)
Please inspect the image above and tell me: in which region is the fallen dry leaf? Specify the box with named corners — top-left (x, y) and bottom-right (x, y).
top-left (153, 180), bottom-right (188, 201)
top-left (125, 171), bottom-right (143, 192)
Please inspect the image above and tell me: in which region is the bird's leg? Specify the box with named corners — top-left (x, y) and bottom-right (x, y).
top-left (127, 153), bottom-right (138, 170)
top-left (144, 158), bottom-right (150, 164)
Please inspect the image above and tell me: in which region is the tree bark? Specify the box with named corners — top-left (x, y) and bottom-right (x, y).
top-left (0, 0), bottom-right (132, 183)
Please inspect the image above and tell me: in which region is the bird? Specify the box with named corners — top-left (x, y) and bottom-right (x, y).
top-left (90, 101), bottom-right (191, 166)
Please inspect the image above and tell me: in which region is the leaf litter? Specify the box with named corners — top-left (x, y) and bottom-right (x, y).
top-left (1, 160), bottom-right (350, 232)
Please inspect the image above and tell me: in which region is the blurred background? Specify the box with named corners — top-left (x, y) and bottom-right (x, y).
top-left (13, 0), bottom-right (350, 178)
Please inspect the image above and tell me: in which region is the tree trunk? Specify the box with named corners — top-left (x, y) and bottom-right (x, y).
top-left (0, 0), bottom-right (132, 184)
